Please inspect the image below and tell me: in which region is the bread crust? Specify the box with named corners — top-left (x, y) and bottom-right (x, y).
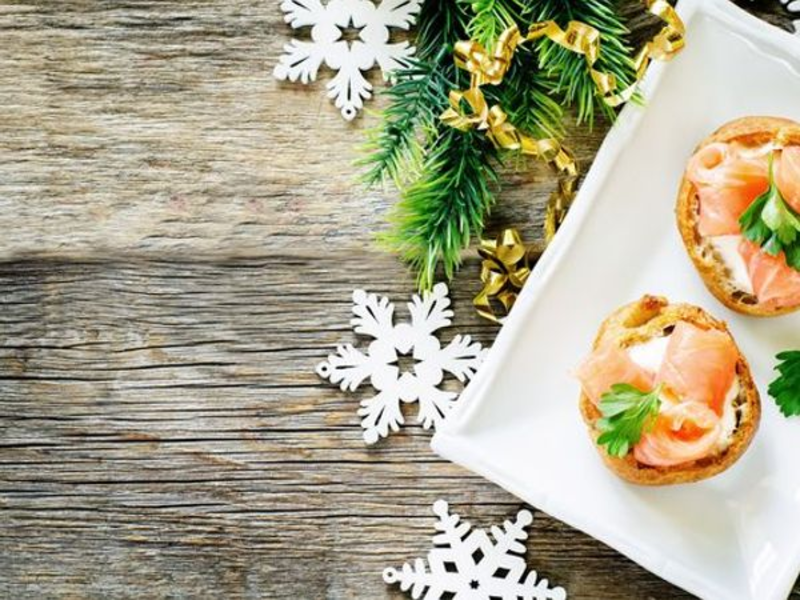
top-left (676, 116), bottom-right (800, 316)
top-left (579, 295), bottom-right (761, 486)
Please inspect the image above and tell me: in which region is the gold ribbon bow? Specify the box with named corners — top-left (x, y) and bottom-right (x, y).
top-left (632, 1), bottom-right (686, 77)
top-left (545, 176), bottom-right (578, 244)
top-left (443, 2), bottom-right (686, 322)
top-left (441, 24), bottom-right (577, 178)
top-left (450, 0), bottom-right (686, 322)
top-left (453, 26), bottom-right (524, 87)
top-left (442, 90), bottom-right (577, 175)
top-left (474, 229), bottom-right (535, 324)
top-left (524, 1), bottom-right (685, 107)
top-left (526, 20), bottom-right (623, 105)
top-left (441, 0), bottom-right (687, 180)
top-left (440, 88), bottom-right (489, 133)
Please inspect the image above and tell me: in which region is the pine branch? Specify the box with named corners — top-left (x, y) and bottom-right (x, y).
top-left (459, 0), bottom-right (527, 47)
top-left (358, 58), bottom-right (451, 187)
top-left (463, 1), bottom-right (565, 141)
top-left (363, 1), bottom-right (504, 288)
top-left (381, 128), bottom-right (499, 290)
top-left (415, 1), bottom-right (470, 62)
top-left (534, 0), bottom-right (639, 125)
top-left (359, 0), bottom-right (645, 288)
top-left (484, 48), bottom-right (565, 140)
top-left (359, 2), bottom-right (468, 187)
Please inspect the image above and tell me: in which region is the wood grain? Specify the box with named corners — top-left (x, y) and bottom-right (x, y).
top-left (0, 1), bottom-right (797, 599)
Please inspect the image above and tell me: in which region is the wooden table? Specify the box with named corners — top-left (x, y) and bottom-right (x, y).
top-left (0, 1), bottom-right (797, 598)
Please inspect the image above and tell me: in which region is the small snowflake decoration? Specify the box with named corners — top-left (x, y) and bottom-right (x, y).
top-left (383, 500), bottom-right (567, 600)
top-left (316, 283), bottom-right (486, 444)
top-left (273, 0), bottom-right (422, 121)
top-left (756, 0), bottom-right (800, 33)
top-left (784, 0), bottom-right (800, 34)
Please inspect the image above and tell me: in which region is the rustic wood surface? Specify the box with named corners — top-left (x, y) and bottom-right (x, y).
top-left (0, 1), bottom-right (797, 598)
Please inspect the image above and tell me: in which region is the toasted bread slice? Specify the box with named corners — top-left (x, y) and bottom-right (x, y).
top-left (676, 116), bottom-right (800, 316)
top-left (579, 295), bottom-right (760, 486)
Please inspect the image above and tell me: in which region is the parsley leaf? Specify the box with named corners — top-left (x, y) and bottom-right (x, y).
top-left (596, 384), bottom-right (662, 458)
top-left (768, 351), bottom-right (800, 417)
top-left (787, 244), bottom-right (800, 271)
top-left (739, 153), bottom-right (800, 268)
top-left (740, 192), bottom-right (771, 246)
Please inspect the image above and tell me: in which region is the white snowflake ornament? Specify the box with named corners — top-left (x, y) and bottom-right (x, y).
top-left (316, 283), bottom-right (486, 444)
top-left (384, 500), bottom-right (567, 600)
top-left (273, 0), bottom-right (422, 120)
top-left (786, 0), bottom-right (800, 34)
top-left (755, 0), bottom-right (800, 34)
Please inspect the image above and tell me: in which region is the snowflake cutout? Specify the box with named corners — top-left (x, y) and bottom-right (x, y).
top-left (383, 500), bottom-right (567, 600)
top-left (316, 283), bottom-right (486, 444)
top-left (755, 0), bottom-right (800, 33)
top-left (784, 0), bottom-right (800, 34)
top-left (273, 0), bottom-right (422, 121)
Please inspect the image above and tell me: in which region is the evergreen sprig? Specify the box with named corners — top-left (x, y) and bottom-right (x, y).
top-left (460, 0), bottom-right (528, 47)
top-left (359, 2), bottom-right (467, 188)
top-left (486, 49), bottom-right (565, 140)
top-left (534, 0), bottom-right (639, 125)
top-left (362, 0), bottom-right (642, 289)
top-left (382, 128), bottom-right (499, 289)
top-left (359, 57), bottom-right (450, 188)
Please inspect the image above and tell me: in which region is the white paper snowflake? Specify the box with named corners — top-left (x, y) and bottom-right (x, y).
top-left (383, 500), bottom-right (567, 600)
top-left (316, 283), bottom-right (486, 444)
top-left (785, 0), bottom-right (800, 34)
top-left (273, 0), bottom-right (422, 120)
top-left (757, 0), bottom-right (800, 34)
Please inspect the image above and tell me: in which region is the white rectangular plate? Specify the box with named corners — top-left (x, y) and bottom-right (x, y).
top-left (432, 2), bottom-right (800, 599)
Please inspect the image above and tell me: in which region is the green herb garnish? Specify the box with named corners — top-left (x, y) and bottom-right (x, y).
top-left (769, 351), bottom-right (800, 417)
top-left (739, 153), bottom-right (800, 270)
top-left (596, 384), bottom-right (662, 458)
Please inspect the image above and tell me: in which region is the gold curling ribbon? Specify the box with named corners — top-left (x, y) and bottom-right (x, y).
top-left (545, 177), bottom-right (578, 244)
top-left (526, 1), bottom-right (685, 106)
top-left (474, 228), bottom-right (536, 324)
top-left (442, 1), bottom-right (686, 144)
top-left (444, 1), bottom-right (685, 321)
top-left (440, 24), bottom-right (576, 177)
top-left (441, 88), bottom-right (577, 173)
top-left (453, 26), bottom-right (524, 87)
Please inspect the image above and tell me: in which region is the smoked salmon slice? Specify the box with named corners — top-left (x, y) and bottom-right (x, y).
top-left (633, 401), bottom-right (722, 467)
top-left (739, 238), bottom-right (800, 308)
top-left (686, 142), bottom-right (769, 236)
top-left (655, 322), bottom-right (738, 415)
top-left (575, 343), bottom-right (654, 406)
top-left (776, 146), bottom-right (800, 214)
top-left (695, 186), bottom-right (758, 236)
